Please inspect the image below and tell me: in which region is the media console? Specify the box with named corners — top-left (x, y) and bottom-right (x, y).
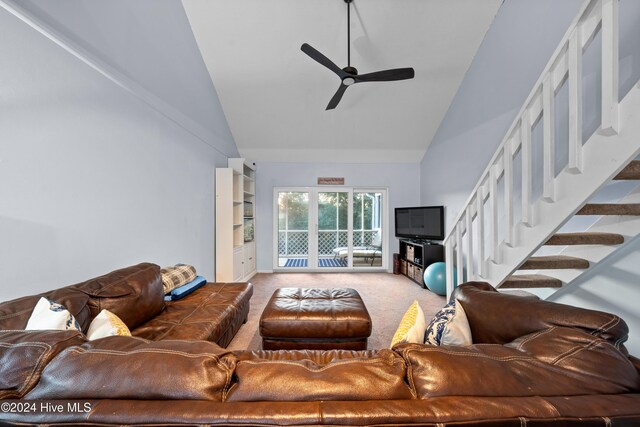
top-left (398, 239), bottom-right (444, 287)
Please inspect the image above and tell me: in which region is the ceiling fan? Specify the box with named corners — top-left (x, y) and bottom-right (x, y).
top-left (301, 0), bottom-right (415, 110)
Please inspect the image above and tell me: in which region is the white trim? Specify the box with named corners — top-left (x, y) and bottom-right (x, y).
top-left (239, 148), bottom-right (426, 164)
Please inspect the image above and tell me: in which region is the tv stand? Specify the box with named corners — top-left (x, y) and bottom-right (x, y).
top-left (398, 239), bottom-right (444, 288)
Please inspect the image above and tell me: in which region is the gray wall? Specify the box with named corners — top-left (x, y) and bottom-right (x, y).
top-left (16, 0), bottom-right (236, 155)
top-left (255, 162), bottom-right (421, 272)
top-left (0, 2), bottom-right (237, 302)
top-left (549, 236), bottom-right (640, 356)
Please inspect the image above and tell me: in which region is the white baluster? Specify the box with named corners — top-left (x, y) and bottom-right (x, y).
top-left (456, 224), bottom-right (464, 284)
top-left (476, 187), bottom-right (485, 277)
top-left (445, 238), bottom-right (455, 297)
top-left (543, 75), bottom-right (556, 202)
top-left (521, 114), bottom-right (533, 226)
top-left (503, 140), bottom-right (515, 246)
top-left (600, 0), bottom-right (619, 135)
top-left (568, 28), bottom-right (583, 173)
top-left (465, 207), bottom-right (474, 280)
top-left (490, 163), bottom-right (501, 264)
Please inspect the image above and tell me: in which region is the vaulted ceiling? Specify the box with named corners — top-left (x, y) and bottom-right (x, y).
top-left (183, 0), bottom-right (502, 163)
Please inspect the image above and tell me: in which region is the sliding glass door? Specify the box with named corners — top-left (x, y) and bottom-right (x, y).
top-left (317, 191), bottom-right (350, 268)
top-left (275, 188), bottom-right (386, 271)
top-left (277, 191), bottom-right (310, 268)
top-left (352, 191), bottom-right (384, 268)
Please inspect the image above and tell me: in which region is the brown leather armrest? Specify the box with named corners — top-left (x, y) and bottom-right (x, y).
top-left (452, 281), bottom-right (628, 346)
top-left (0, 330), bottom-right (86, 399)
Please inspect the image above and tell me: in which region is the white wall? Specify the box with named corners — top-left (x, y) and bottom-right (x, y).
top-left (255, 162), bottom-right (421, 272)
top-left (0, 3), bottom-right (237, 302)
top-left (15, 0), bottom-right (236, 154)
top-left (549, 237), bottom-right (640, 356)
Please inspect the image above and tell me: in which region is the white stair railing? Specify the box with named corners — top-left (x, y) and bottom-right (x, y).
top-left (444, 0), bottom-right (640, 297)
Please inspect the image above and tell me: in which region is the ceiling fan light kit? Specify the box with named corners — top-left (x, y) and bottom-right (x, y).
top-left (301, 0), bottom-right (415, 110)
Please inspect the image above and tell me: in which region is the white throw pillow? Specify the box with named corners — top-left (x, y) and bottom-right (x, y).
top-left (25, 297), bottom-right (81, 331)
top-left (425, 299), bottom-right (473, 346)
top-left (440, 300), bottom-right (473, 346)
top-left (86, 309), bottom-right (131, 340)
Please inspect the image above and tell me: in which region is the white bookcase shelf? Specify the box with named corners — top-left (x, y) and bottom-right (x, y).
top-left (216, 158), bottom-right (256, 282)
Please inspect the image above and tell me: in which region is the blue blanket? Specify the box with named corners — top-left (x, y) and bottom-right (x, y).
top-left (164, 276), bottom-right (207, 301)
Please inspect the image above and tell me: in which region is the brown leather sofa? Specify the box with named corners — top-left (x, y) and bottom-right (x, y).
top-left (0, 263), bottom-right (253, 348)
top-left (1, 269), bottom-right (639, 426)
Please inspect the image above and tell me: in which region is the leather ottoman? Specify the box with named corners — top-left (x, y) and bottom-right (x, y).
top-left (259, 288), bottom-right (372, 350)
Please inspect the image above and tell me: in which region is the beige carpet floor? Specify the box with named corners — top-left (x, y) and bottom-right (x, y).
top-left (226, 272), bottom-right (446, 351)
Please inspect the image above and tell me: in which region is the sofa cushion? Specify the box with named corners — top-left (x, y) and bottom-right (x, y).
top-left (452, 281), bottom-right (629, 347)
top-left (0, 330), bottom-right (86, 399)
top-left (398, 326), bottom-right (640, 399)
top-left (73, 263), bottom-right (164, 330)
top-left (0, 263), bottom-right (163, 332)
top-left (26, 336), bottom-right (236, 401)
top-left (132, 282), bottom-right (253, 343)
top-left (226, 349), bottom-right (415, 401)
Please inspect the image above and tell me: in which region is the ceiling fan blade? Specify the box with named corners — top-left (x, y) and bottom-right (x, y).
top-left (355, 68), bottom-right (415, 83)
top-left (301, 43), bottom-right (347, 79)
top-left (326, 84), bottom-right (349, 110)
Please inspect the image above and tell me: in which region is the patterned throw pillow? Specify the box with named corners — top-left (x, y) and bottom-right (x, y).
top-left (390, 300), bottom-right (427, 348)
top-left (424, 299), bottom-right (473, 346)
top-left (25, 297), bottom-right (82, 332)
top-left (161, 264), bottom-right (197, 294)
top-left (86, 309), bottom-right (131, 340)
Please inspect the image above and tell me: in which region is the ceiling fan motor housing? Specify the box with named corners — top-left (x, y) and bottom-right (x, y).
top-left (343, 66), bottom-right (357, 75)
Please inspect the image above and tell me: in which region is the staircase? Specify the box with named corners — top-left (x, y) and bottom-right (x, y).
top-left (444, 0), bottom-right (640, 299)
top-left (501, 161), bottom-right (640, 293)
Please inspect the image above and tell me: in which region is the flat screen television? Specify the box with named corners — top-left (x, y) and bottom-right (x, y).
top-left (395, 206), bottom-right (444, 241)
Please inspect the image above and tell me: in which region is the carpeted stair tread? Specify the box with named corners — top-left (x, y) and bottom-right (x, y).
top-left (501, 274), bottom-right (563, 289)
top-left (545, 232), bottom-right (624, 246)
top-left (613, 161), bottom-right (640, 180)
top-left (576, 204), bottom-right (640, 216)
top-left (520, 255), bottom-right (589, 270)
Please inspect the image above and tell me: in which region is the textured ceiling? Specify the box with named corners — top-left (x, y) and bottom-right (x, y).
top-left (183, 0), bottom-right (502, 163)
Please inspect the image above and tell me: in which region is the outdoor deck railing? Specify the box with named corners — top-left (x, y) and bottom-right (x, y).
top-left (279, 230), bottom-right (378, 257)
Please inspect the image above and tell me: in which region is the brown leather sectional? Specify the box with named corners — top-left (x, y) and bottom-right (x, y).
top-left (1, 266), bottom-right (639, 426)
top-left (0, 263), bottom-right (253, 348)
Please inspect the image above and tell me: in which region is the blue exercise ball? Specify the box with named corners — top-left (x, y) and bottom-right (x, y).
top-left (423, 262), bottom-right (455, 296)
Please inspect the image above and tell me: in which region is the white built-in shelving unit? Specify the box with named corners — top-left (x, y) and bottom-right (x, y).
top-left (216, 158), bottom-right (256, 282)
